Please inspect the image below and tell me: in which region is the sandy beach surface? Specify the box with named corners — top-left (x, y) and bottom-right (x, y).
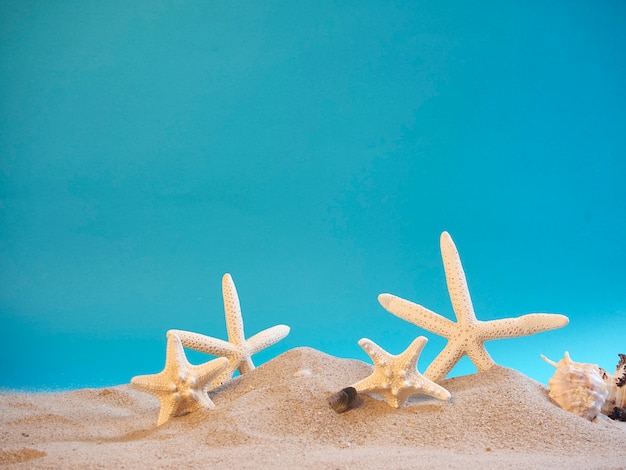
top-left (1, 347), bottom-right (625, 469)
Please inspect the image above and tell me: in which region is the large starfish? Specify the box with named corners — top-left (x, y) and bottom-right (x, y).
top-left (378, 231), bottom-right (569, 383)
top-left (131, 332), bottom-right (229, 426)
top-left (352, 336), bottom-right (451, 408)
top-left (169, 273), bottom-right (290, 389)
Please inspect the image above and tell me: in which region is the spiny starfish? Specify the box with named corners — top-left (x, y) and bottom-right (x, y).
top-left (378, 231), bottom-right (569, 383)
top-left (131, 332), bottom-right (229, 426)
top-left (352, 336), bottom-right (451, 408)
top-left (169, 273), bottom-right (290, 389)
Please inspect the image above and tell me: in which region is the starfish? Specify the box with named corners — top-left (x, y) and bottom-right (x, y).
top-left (169, 273), bottom-right (290, 389)
top-left (378, 231), bottom-right (569, 383)
top-left (352, 336), bottom-right (451, 408)
top-left (131, 332), bottom-right (229, 426)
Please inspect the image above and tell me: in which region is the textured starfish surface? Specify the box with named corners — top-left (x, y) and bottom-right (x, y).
top-left (170, 273), bottom-right (290, 389)
top-left (378, 231), bottom-right (569, 383)
top-left (352, 336), bottom-right (451, 408)
top-left (131, 332), bottom-right (229, 426)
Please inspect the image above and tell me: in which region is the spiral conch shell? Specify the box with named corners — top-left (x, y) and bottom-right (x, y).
top-left (600, 353), bottom-right (626, 421)
top-left (541, 352), bottom-right (608, 421)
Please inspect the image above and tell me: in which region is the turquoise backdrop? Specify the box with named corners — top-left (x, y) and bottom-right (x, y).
top-left (1, 1), bottom-right (625, 390)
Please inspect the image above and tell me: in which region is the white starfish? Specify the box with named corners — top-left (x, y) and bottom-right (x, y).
top-left (131, 332), bottom-right (229, 426)
top-left (170, 273), bottom-right (290, 389)
top-left (352, 336), bottom-right (451, 408)
top-left (378, 231), bottom-right (569, 383)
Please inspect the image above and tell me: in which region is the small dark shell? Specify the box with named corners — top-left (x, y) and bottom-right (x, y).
top-left (608, 406), bottom-right (626, 422)
top-left (615, 354), bottom-right (626, 387)
top-left (328, 387), bottom-right (357, 413)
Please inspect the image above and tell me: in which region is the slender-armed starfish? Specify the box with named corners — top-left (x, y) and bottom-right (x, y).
top-left (378, 231), bottom-right (569, 383)
top-left (131, 332), bottom-right (229, 426)
top-left (352, 336), bottom-right (451, 408)
top-left (170, 273), bottom-right (290, 388)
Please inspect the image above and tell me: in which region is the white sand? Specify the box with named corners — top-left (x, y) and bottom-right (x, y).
top-left (1, 347), bottom-right (625, 469)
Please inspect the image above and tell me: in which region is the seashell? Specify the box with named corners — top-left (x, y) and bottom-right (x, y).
top-left (328, 387), bottom-right (357, 413)
top-left (599, 353), bottom-right (626, 421)
top-left (607, 407), bottom-right (626, 421)
top-left (541, 352), bottom-right (608, 421)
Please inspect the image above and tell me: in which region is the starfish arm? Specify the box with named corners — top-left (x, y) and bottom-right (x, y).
top-left (465, 341), bottom-right (497, 372)
top-left (130, 373), bottom-right (175, 393)
top-left (423, 342), bottom-right (466, 383)
top-left (169, 329), bottom-right (238, 356)
top-left (157, 394), bottom-right (181, 426)
top-left (402, 336), bottom-right (428, 371)
top-left (166, 332), bottom-right (191, 374)
top-left (209, 363), bottom-right (240, 390)
top-left (170, 392), bottom-right (201, 422)
top-left (378, 294), bottom-right (455, 338)
top-left (352, 376), bottom-right (383, 396)
top-left (192, 357), bottom-right (230, 390)
top-left (192, 389), bottom-right (217, 411)
top-left (352, 374), bottom-right (401, 408)
top-left (440, 231), bottom-right (477, 325)
top-left (237, 357), bottom-right (255, 375)
top-left (246, 324), bottom-right (291, 355)
top-left (479, 314), bottom-right (569, 340)
top-left (357, 338), bottom-right (391, 365)
top-left (222, 273), bottom-right (246, 344)
top-left (412, 379), bottom-right (452, 401)
top-left (385, 392), bottom-right (403, 408)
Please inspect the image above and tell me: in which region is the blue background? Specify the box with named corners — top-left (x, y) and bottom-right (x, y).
top-left (1, 1), bottom-right (625, 390)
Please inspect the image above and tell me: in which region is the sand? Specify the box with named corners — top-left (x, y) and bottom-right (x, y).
top-left (1, 347), bottom-right (625, 469)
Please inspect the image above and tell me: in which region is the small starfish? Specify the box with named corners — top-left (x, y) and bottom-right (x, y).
top-left (170, 273), bottom-right (290, 388)
top-left (131, 332), bottom-right (229, 426)
top-left (378, 231), bottom-right (569, 383)
top-left (352, 336), bottom-right (451, 408)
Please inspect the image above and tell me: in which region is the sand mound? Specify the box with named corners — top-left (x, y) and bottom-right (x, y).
top-left (1, 347), bottom-right (624, 468)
